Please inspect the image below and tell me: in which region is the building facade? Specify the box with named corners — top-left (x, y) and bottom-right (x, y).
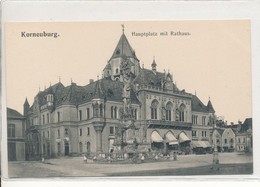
top-left (24, 28), bottom-right (216, 160)
top-left (7, 108), bottom-right (26, 161)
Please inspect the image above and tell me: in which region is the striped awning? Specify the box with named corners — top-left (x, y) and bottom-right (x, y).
top-left (191, 141), bottom-right (203, 148)
top-left (191, 141), bottom-right (211, 148)
top-left (179, 133), bottom-right (191, 143)
top-left (151, 131), bottom-right (163, 143)
top-left (166, 132), bottom-right (178, 145)
top-left (203, 141), bottom-right (211, 147)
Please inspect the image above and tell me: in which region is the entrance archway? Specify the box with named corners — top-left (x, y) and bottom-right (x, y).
top-left (65, 142), bottom-right (69, 156)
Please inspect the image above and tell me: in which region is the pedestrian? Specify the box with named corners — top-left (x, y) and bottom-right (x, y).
top-left (83, 155), bottom-right (87, 163)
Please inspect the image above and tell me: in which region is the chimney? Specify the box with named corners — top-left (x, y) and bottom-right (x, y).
top-left (89, 79), bottom-right (94, 84)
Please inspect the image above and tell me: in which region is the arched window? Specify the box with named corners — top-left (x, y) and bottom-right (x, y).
top-left (79, 128), bottom-right (82, 136)
top-left (151, 100), bottom-right (159, 119)
top-left (94, 103), bottom-right (99, 117)
top-left (100, 104), bottom-right (103, 117)
top-left (79, 142), bottom-right (83, 153)
top-left (166, 102), bottom-right (173, 121)
top-left (87, 142), bottom-right (91, 153)
top-left (179, 104), bottom-right (186, 122)
top-left (111, 106), bottom-right (114, 118)
top-left (114, 107), bottom-right (117, 119)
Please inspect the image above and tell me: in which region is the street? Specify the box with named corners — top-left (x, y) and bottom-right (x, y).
top-left (8, 152), bottom-right (253, 178)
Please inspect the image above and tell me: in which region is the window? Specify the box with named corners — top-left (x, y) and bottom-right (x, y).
top-left (151, 100), bottom-right (158, 119)
top-left (238, 138), bottom-right (240, 143)
top-left (95, 103), bottom-right (99, 117)
top-left (57, 112), bottom-right (60, 122)
top-left (243, 138), bottom-right (245, 143)
top-left (47, 113), bottom-right (50, 123)
top-left (192, 130), bottom-right (197, 137)
top-left (202, 116), bottom-right (206, 125)
top-left (47, 131), bottom-right (49, 138)
top-left (42, 115), bottom-right (45, 124)
top-left (79, 110), bottom-right (82, 121)
top-left (65, 128), bottom-right (69, 136)
top-left (134, 109), bottom-right (137, 120)
top-left (57, 143), bottom-right (61, 154)
top-left (114, 107), bottom-right (117, 119)
top-left (179, 104), bottom-right (186, 122)
top-left (87, 108), bottom-right (90, 119)
top-left (111, 106), bottom-right (114, 118)
top-left (8, 124), bottom-right (15, 137)
top-left (230, 138), bottom-right (234, 144)
top-left (43, 131), bottom-right (45, 138)
top-left (217, 139), bottom-right (220, 143)
top-left (110, 127), bottom-right (114, 135)
top-left (79, 142), bottom-right (83, 153)
top-left (87, 127), bottom-right (90, 135)
top-left (166, 102), bottom-right (172, 121)
top-left (224, 139), bottom-right (227, 144)
top-left (87, 142), bottom-right (91, 153)
top-left (205, 131), bottom-right (207, 137)
top-left (116, 68), bottom-right (119, 74)
top-left (192, 115), bottom-right (198, 124)
top-left (57, 129), bottom-right (60, 137)
top-left (202, 131), bottom-right (204, 137)
top-left (80, 128), bottom-right (82, 136)
top-left (100, 104), bottom-right (103, 117)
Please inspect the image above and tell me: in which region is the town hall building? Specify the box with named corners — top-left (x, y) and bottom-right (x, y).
top-left (24, 27), bottom-right (216, 160)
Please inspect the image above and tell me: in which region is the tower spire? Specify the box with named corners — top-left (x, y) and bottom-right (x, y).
top-left (121, 24), bottom-right (125, 34)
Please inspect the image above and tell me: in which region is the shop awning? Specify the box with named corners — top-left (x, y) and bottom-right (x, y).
top-left (179, 133), bottom-right (191, 143)
top-left (200, 141), bottom-right (208, 148)
top-left (191, 141), bottom-right (211, 148)
top-left (191, 141), bottom-right (203, 148)
top-left (202, 141), bottom-right (211, 147)
top-left (151, 131), bottom-right (164, 143)
top-left (166, 133), bottom-right (178, 145)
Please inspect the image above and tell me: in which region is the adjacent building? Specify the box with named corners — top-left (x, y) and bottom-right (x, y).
top-left (7, 108), bottom-right (26, 161)
top-left (23, 27), bottom-right (216, 159)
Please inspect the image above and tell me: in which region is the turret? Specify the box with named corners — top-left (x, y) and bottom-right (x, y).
top-left (151, 57), bottom-right (157, 74)
top-left (207, 97), bottom-right (215, 113)
top-left (23, 97), bottom-right (30, 116)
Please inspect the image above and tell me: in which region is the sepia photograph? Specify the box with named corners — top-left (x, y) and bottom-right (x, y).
top-left (4, 20), bottom-right (252, 178)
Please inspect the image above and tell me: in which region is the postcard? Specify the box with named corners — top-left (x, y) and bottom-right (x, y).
top-left (4, 20), bottom-right (253, 178)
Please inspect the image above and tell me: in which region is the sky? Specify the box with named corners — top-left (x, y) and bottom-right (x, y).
top-left (5, 20), bottom-right (252, 124)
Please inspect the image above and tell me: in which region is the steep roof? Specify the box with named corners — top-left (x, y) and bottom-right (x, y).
top-left (33, 79), bottom-right (140, 108)
top-left (7, 108), bottom-right (24, 119)
top-left (240, 118), bottom-right (252, 132)
top-left (207, 100), bottom-right (215, 113)
top-left (133, 68), bottom-right (165, 87)
top-left (110, 33), bottom-right (138, 61)
top-left (216, 129), bottom-right (224, 135)
top-left (191, 95), bottom-right (209, 113)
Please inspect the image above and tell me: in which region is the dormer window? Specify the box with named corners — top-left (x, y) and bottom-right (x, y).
top-left (47, 94), bottom-right (53, 102)
top-left (116, 49), bottom-right (120, 55)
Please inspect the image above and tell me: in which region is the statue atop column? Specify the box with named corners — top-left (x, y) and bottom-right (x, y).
top-left (120, 58), bottom-right (132, 119)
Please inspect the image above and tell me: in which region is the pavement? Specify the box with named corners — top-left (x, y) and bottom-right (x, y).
top-left (8, 152), bottom-right (253, 178)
